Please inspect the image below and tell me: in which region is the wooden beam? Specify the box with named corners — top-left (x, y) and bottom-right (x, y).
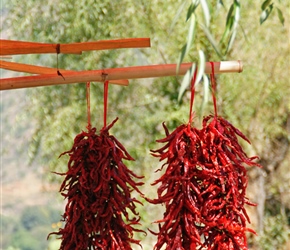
top-left (0, 61), bottom-right (243, 90)
top-left (0, 38), bottom-right (151, 55)
top-left (0, 60), bottom-right (128, 85)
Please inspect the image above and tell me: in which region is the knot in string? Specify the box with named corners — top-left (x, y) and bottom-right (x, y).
top-left (55, 43), bottom-right (65, 80)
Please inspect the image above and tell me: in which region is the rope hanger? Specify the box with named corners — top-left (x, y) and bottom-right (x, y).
top-left (0, 38), bottom-right (243, 90)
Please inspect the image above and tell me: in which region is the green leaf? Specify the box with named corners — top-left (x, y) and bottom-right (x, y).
top-left (261, 0), bottom-right (272, 10)
top-left (234, 0), bottom-right (241, 12)
top-left (195, 50), bottom-right (206, 87)
top-left (225, 0), bottom-right (240, 54)
top-left (226, 3), bottom-right (235, 26)
top-left (185, 14), bottom-right (196, 54)
top-left (219, 0), bottom-right (225, 7)
top-left (178, 63), bottom-right (196, 102)
top-left (221, 16), bottom-right (233, 44)
top-left (177, 44), bottom-right (187, 74)
top-left (177, 14), bottom-right (196, 73)
top-left (200, 23), bottom-right (223, 59)
top-left (170, 1), bottom-right (187, 32)
top-left (200, 0), bottom-right (210, 27)
top-left (276, 7), bottom-right (285, 26)
top-left (186, 15), bottom-right (196, 53)
top-left (177, 50), bottom-right (205, 102)
top-left (186, 0), bottom-right (200, 21)
top-left (220, 3), bottom-right (234, 43)
top-left (225, 29), bottom-right (237, 54)
top-left (260, 3), bottom-right (274, 24)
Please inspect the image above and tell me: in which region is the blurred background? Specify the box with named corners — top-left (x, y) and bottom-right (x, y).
top-left (1, 0), bottom-right (289, 249)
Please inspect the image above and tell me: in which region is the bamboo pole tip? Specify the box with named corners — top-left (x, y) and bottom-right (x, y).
top-left (238, 60), bottom-right (243, 73)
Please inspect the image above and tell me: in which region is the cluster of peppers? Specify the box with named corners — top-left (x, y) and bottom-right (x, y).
top-left (49, 69), bottom-right (261, 249)
top-left (149, 115), bottom-right (260, 249)
top-left (48, 118), bottom-right (144, 249)
top-left (48, 82), bottom-right (145, 249)
top-left (148, 68), bottom-right (261, 249)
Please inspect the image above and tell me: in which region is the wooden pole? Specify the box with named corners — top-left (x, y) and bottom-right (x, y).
top-left (0, 38), bottom-right (151, 55)
top-left (0, 61), bottom-right (243, 90)
top-left (0, 60), bottom-right (76, 74)
top-left (0, 60), bottom-right (128, 85)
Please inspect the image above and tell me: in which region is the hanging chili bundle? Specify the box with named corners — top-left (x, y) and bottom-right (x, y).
top-left (148, 65), bottom-right (261, 250)
top-left (195, 65), bottom-right (262, 249)
top-left (48, 82), bottom-right (144, 249)
top-left (196, 113), bottom-right (260, 249)
top-left (147, 72), bottom-right (205, 249)
top-left (148, 122), bottom-right (205, 249)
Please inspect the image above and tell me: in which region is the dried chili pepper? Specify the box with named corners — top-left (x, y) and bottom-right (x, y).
top-left (148, 65), bottom-right (261, 250)
top-left (148, 122), bottom-right (206, 249)
top-left (147, 71), bottom-right (206, 249)
top-left (198, 114), bottom-right (261, 250)
top-left (48, 82), bottom-right (145, 249)
top-left (194, 63), bottom-right (261, 249)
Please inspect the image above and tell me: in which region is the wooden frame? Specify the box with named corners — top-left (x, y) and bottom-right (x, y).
top-left (0, 38), bottom-right (243, 91)
top-left (0, 61), bottom-right (243, 90)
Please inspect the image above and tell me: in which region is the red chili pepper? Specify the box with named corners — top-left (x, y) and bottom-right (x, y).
top-left (148, 65), bottom-right (261, 249)
top-left (48, 118), bottom-right (145, 250)
top-left (147, 123), bottom-right (206, 249)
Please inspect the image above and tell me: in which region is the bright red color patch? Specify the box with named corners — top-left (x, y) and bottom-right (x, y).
top-left (148, 115), bottom-right (261, 249)
top-left (48, 118), bottom-right (144, 250)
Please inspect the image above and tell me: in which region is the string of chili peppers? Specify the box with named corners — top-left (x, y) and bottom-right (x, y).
top-left (48, 82), bottom-right (145, 250)
top-left (196, 63), bottom-right (262, 249)
top-left (148, 64), bottom-right (262, 250)
top-left (147, 69), bottom-right (204, 249)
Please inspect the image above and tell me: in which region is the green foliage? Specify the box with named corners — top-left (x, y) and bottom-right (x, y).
top-left (1, 206), bottom-right (62, 250)
top-left (5, 247), bottom-right (21, 250)
top-left (20, 205), bottom-right (60, 231)
top-left (177, 13), bottom-right (196, 71)
top-left (221, 0), bottom-right (240, 54)
top-left (1, 214), bottom-right (18, 247)
top-left (10, 230), bottom-right (41, 250)
top-left (258, 214), bottom-right (290, 250)
top-left (260, 2), bottom-right (274, 25)
top-left (260, 0), bottom-right (285, 25)
top-left (47, 239), bottom-right (61, 250)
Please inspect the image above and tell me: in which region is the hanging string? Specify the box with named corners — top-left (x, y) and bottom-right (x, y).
top-left (86, 82), bottom-right (91, 131)
top-left (210, 62), bottom-right (218, 116)
top-left (55, 44), bottom-right (65, 80)
top-left (188, 67), bottom-right (198, 125)
top-left (103, 80), bottom-right (109, 129)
